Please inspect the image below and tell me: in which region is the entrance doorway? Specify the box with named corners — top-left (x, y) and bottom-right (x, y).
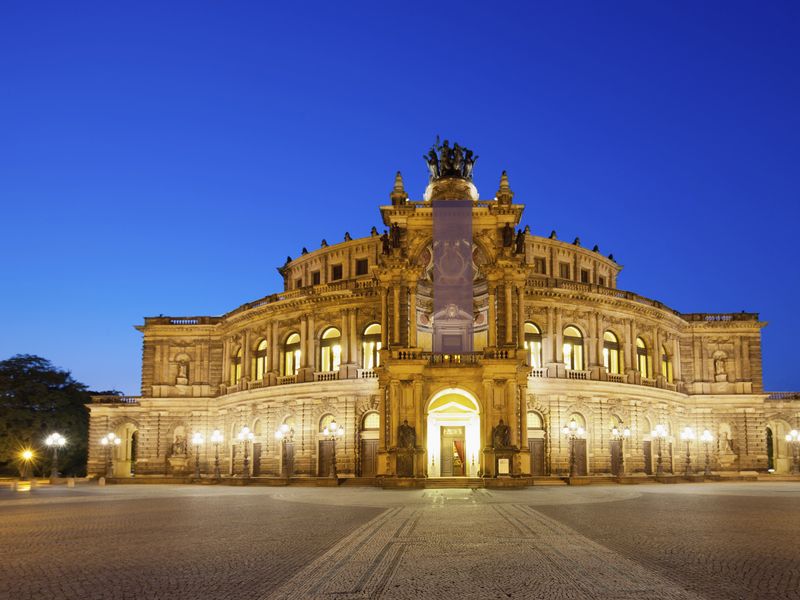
top-left (426, 389), bottom-right (480, 478)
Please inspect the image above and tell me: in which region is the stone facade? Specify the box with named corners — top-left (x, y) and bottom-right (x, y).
top-left (88, 158), bottom-right (800, 481)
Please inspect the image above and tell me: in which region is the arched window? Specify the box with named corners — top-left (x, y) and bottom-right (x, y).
top-left (319, 413), bottom-right (335, 433)
top-left (661, 345), bottom-right (673, 382)
top-left (230, 347), bottom-right (242, 385)
top-left (636, 337), bottom-right (649, 378)
top-left (524, 322), bottom-right (543, 368)
top-left (362, 323), bottom-right (382, 369)
top-left (320, 327), bottom-right (342, 372)
top-left (563, 326), bottom-right (584, 371)
top-left (362, 412), bottom-right (380, 430)
top-left (254, 339), bottom-right (268, 381)
top-left (283, 333), bottom-right (301, 376)
top-left (527, 411), bottom-right (544, 429)
top-left (603, 331), bottom-right (621, 374)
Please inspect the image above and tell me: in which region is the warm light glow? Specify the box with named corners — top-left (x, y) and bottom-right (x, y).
top-left (21, 449), bottom-right (33, 461)
top-left (680, 427), bottom-right (695, 441)
top-left (211, 429), bottom-right (223, 443)
top-left (45, 432), bottom-right (67, 447)
top-left (192, 432), bottom-right (204, 446)
top-left (701, 429), bottom-right (714, 443)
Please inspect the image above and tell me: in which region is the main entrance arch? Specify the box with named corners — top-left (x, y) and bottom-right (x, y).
top-left (426, 388), bottom-right (480, 478)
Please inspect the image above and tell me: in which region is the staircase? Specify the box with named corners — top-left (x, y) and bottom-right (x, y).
top-left (426, 477), bottom-right (485, 489)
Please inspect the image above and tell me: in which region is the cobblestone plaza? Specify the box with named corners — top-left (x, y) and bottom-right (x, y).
top-left (2, 482), bottom-right (799, 599)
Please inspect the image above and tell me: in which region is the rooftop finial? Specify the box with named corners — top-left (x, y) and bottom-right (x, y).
top-left (423, 138), bottom-right (478, 181)
top-left (496, 170), bottom-right (514, 205)
top-left (390, 171), bottom-right (408, 206)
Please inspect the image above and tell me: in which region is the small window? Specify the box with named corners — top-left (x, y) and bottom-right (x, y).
top-left (331, 264), bottom-right (343, 281)
top-left (580, 269), bottom-right (590, 283)
top-left (311, 271), bottom-right (321, 285)
top-left (559, 263), bottom-right (571, 279)
top-left (355, 258), bottom-right (369, 276)
top-left (362, 412), bottom-right (380, 430)
top-left (534, 257), bottom-right (546, 275)
top-left (598, 276), bottom-right (606, 287)
top-left (295, 278), bottom-right (303, 289)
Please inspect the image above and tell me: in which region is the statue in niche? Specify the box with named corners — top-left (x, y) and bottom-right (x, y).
top-left (398, 419), bottom-right (416, 449)
top-left (176, 361), bottom-right (188, 385)
top-left (714, 356), bottom-right (726, 376)
top-left (390, 223), bottom-right (402, 248)
top-left (381, 231), bottom-right (391, 255)
top-left (514, 229), bottom-right (525, 254)
top-left (502, 223), bottom-right (514, 247)
top-left (492, 419), bottom-right (511, 449)
top-left (172, 434), bottom-right (188, 457)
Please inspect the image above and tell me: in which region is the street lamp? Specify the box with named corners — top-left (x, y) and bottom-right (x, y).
top-left (652, 424), bottom-right (668, 477)
top-left (45, 433), bottom-right (67, 481)
top-left (680, 427), bottom-right (695, 477)
top-left (192, 432), bottom-right (204, 479)
top-left (274, 423), bottom-right (295, 478)
top-left (20, 449), bottom-right (35, 481)
top-left (321, 419), bottom-right (344, 479)
top-left (701, 429), bottom-right (714, 476)
top-left (610, 424), bottom-right (631, 476)
top-left (210, 429), bottom-right (223, 480)
top-left (785, 429), bottom-right (799, 475)
top-left (99, 432), bottom-right (121, 478)
top-left (237, 426), bottom-right (254, 478)
top-left (561, 418), bottom-right (586, 478)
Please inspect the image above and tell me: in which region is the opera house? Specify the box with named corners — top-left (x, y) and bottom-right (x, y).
top-left (88, 143), bottom-right (800, 484)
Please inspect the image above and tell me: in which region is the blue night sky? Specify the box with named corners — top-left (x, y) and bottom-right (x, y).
top-left (1, 2), bottom-right (798, 394)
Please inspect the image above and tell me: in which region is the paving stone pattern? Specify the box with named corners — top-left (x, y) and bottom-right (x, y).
top-left (1, 483), bottom-right (798, 600)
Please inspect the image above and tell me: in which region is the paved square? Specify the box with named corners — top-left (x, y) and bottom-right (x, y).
top-left (1, 482), bottom-right (798, 599)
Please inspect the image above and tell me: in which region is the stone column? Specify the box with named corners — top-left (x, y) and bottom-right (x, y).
top-left (734, 337), bottom-right (742, 381)
top-left (543, 306), bottom-right (553, 364)
top-left (652, 328), bottom-right (661, 380)
top-left (349, 309), bottom-right (358, 367)
top-left (341, 309), bottom-right (350, 364)
top-left (243, 330), bottom-right (252, 382)
top-left (409, 284), bottom-right (418, 348)
top-left (672, 337), bottom-right (682, 382)
top-left (504, 282), bottom-right (513, 345)
top-left (487, 285), bottom-right (497, 347)
top-left (554, 309), bottom-right (563, 363)
top-left (380, 287), bottom-right (388, 347)
top-left (516, 284), bottom-right (526, 350)
top-left (392, 284), bottom-right (401, 345)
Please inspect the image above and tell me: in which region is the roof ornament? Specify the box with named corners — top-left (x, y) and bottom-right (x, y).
top-left (495, 170), bottom-right (514, 205)
top-left (390, 171), bottom-right (408, 206)
top-left (423, 136), bottom-right (478, 181)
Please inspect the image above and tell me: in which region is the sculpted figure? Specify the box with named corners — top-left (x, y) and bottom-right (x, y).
top-left (514, 229), bottom-right (525, 254)
top-left (172, 435), bottom-right (187, 456)
top-left (177, 361), bottom-right (188, 380)
top-left (398, 419), bottom-right (416, 449)
top-left (714, 356), bottom-right (726, 376)
top-left (502, 223), bottom-right (514, 247)
top-left (390, 223), bottom-right (401, 248)
top-left (463, 149), bottom-right (478, 179)
top-left (424, 148), bottom-right (440, 180)
top-left (452, 143), bottom-right (464, 174)
top-left (492, 419), bottom-right (511, 449)
top-left (381, 232), bottom-right (391, 255)
top-left (439, 140), bottom-right (452, 173)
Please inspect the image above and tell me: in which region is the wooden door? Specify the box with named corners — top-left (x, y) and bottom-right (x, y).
top-left (252, 443), bottom-right (262, 476)
top-left (318, 440), bottom-right (334, 477)
top-left (574, 439), bottom-right (588, 476)
top-left (643, 441), bottom-right (653, 475)
top-left (666, 442), bottom-right (674, 473)
top-left (610, 440), bottom-right (622, 476)
top-left (230, 444), bottom-right (237, 475)
top-left (529, 439), bottom-right (545, 476)
top-left (440, 427), bottom-right (465, 477)
top-left (283, 442), bottom-right (295, 477)
top-left (360, 440), bottom-right (377, 477)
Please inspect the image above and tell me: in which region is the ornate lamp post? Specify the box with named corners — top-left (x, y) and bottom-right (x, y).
top-left (701, 429), bottom-right (714, 476)
top-left (652, 424), bottom-right (668, 477)
top-left (274, 424), bottom-right (295, 479)
top-left (192, 432), bottom-right (204, 479)
top-left (99, 432), bottom-right (121, 478)
top-left (785, 429), bottom-right (799, 475)
top-left (321, 419), bottom-right (344, 479)
top-left (561, 418), bottom-right (586, 478)
top-left (680, 427), bottom-right (695, 477)
top-left (237, 426), bottom-right (254, 478)
top-left (610, 424), bottom-right (631, 476)
top-left (210, 429), bottom-right (223, 480)
top-left (45, 433), bottom-right (67, 481)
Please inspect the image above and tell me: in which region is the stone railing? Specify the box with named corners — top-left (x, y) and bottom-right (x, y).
top-left (144, 316), bottom-right (221, 326)
top-left (607, 373), bottom-right (625, 384)
top-left (276, 375), bottom-right (296, 386)
top-left (566, 369), bottom-right (590, 380)
top-left (682, 312), bottom-right (760, 322)
top-left (314, 371), bottom-right (339, 382)
top-left (91, 395), bottom-right (141, 405)
top-left (767, 392), bottom-right (800, 400)
top-left (357, 368), bottom-right (378, 379)
top-left (641, 377), bottom-right (657, 388)
top-left (529, 367), bottom-right (547, 378)
top-left (428, 352), bottom-right (482, 366)
top-left (248, 379), bottom-right (266, 390)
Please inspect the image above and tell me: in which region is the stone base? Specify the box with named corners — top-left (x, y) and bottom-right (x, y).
top-left (654, 475), bottom-right (680, 483)
top-left (485, 477), bottom-right (527, 489)
top-left (381, 477), bottom-right (426, 489)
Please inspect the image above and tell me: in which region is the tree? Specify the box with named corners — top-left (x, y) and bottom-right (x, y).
top-left (0, 355), bottom-right (93, 476)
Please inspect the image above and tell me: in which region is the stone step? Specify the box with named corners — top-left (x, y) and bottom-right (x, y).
top-left (425, 478), bottom-right (485, 489)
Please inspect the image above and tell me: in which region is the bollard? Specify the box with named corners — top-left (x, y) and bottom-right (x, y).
top-left (98, 477), bottom-right (106, 487)
top-left (67, 478), bottom-right (76, 488)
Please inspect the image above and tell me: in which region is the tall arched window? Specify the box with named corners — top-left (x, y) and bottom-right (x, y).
top-left (362, 323), bottom-right (382, 369)
top-left (320, 327), bottom-right (342, 372)
top-left (524, 322), bottom-right (543, 368)
top-left (661, 345), bottom-right (673, 382)
top-left (636, 337), bottom-right (649, 378)
top-left (254, 339), bottom-right (268, 381)
top-left (362, 412), bottom-right (380, 430)
top-left (527, 411), bottom-right (544, 429)
top-left (603, 331), bottom-right (621, 374)
top-left (319, 413), bottom-right (335, 433)
top-left (563, 326), bottom-right (584, 370)
top-left (230, 347), bottom-right (242, 385)
top-left (283, 333), bottom-right (301, 376)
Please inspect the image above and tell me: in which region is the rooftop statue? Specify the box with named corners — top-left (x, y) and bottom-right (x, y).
top-left (423, 137), bottom-right (478, 181)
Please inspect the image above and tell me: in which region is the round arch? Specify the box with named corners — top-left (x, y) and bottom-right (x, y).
top-left (425, 388), bottom-right (481, 478)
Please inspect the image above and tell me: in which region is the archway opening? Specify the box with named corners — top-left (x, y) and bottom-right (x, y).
top-left (113, 423), bottom-right (139, 477)
top-left (426, 389), bottom-right (480, 478)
